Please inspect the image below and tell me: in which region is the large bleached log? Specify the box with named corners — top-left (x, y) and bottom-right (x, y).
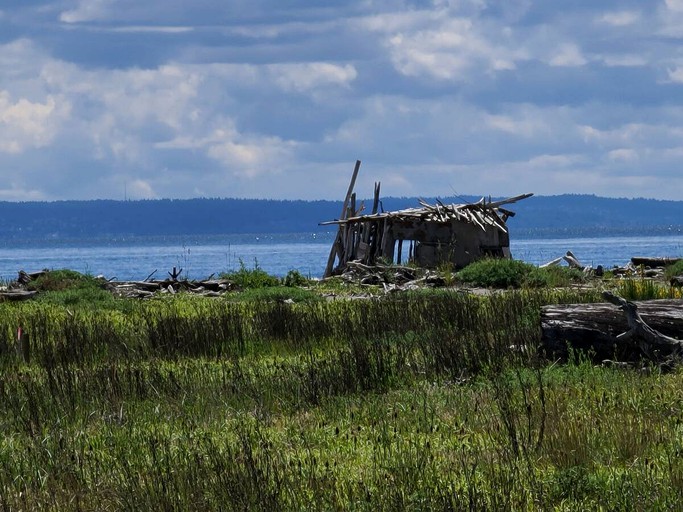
top-left (541, 297), bottom-right (683, 361)
top-left (562, 250), bottom-right (583, 270)
top-left (540, 257), bottom-right (563, 268)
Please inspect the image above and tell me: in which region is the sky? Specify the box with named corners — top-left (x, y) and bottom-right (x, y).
top-left (1, 1), bottom-right (683, 201)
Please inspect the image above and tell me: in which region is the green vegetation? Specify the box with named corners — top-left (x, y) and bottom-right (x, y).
top-left (221, 258), bottom-right (281, 289)
top-left (665, 260), bottom-right (683, 280)
top-left (26, 269), bottom-right (102, 292)
top-left (0, 264), bottom-right (681, 509)
top-left (456, 258), bottom-right (585, 289)
top-left (27, 269), bottom-right (119, 309)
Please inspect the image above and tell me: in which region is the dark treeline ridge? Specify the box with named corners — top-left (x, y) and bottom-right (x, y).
top-left (0, 194), bottom-right (681, 240)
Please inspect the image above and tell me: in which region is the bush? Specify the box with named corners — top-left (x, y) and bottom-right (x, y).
top-left (525, 265), bottom-right (586, 288)
top-left (26, 269), bottom-right (119, 308)
top-left (26, 269), bottom-right (103, 292)
top-left (457, 259), bottom-right (588, 289)
top-left (457, 258), bottom-right (537, 288)
top-left (283, 270), bottom-right (311, 287)
top-left (221, 259), bottom-right (280, 289)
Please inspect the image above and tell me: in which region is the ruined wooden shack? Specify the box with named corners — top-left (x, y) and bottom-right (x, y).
top-left (322, 161), bottom-right (533, 277)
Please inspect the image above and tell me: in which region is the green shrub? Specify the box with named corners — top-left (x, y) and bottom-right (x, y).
top-left (665, 260), bottom-right (683, 280)
top-left (26, 269), bottom-right (103, 292)
top-left (221, 259), bottom-right (280, 289)
top-left (525, 265), bottom-right (586, 288)
top-left (283, 270), bottom-right (311, 287)
top-left (457, 258), bottom-right (537, 288)
top-left (26, 269), bottom-right (119, 308)
top-left (457, 259), bottom-right (587, 289)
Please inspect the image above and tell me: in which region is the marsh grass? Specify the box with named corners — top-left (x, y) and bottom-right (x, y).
top-left (617, 277), bottom-right (683, 300)
top-left (0, 284), bottom-right (680, 510)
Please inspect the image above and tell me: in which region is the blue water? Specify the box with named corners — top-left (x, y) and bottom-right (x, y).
top-left (0, 232), bottom-right (681, 282)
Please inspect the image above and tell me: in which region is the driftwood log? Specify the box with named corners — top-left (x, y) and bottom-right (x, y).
top-left (631, 257), bottom-right (681, 268)
top-left (0, 290), bottom-right (38, 302)
top-left (541, 294), bottom-right (683, 362)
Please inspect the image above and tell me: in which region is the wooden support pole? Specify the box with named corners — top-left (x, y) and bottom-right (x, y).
top-left (324, 160), bottom-right (361, 277)
top-left (372, 182), bottom-right (381, 215)
top-left (381, 222), bottom-right (395, 263)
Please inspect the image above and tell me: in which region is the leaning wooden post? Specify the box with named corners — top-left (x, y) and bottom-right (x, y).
top-left (324, 160), bottom-right (361, 277)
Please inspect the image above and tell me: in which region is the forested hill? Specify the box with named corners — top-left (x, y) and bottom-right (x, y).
top-left (0, 194), bottom-right (681, 240)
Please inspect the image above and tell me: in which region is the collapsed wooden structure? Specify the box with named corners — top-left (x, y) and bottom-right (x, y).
top-left (322, 161), bottom-right (533, 277)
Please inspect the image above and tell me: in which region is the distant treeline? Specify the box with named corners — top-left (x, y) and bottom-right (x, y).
top-left (0, 194), bottom-right (681, 240)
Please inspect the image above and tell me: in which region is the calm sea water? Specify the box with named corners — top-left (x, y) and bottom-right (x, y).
top-left (0, 232), bottom-right (682, 282)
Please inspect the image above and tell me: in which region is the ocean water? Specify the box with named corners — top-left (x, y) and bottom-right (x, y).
top-left (0, 232), bottom-right (681, 282)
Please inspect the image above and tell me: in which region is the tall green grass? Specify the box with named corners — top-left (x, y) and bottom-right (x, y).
top-left (0, 282), bottom-right (680, 510)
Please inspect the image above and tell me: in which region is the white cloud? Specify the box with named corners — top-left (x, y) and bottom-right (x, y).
top-left (665, 0), bottom-right (683, 12)
top-left (607, 148), bottom-right (639, 162)
top-left (667, 66), bottom-right (683, 83)
top-left (580, 122), bottom-right (673, 148)
top-left (1, 2), bottom-right (683, 200)
top-left (60, 0), bottom-right (114, 23)
top-left (269, 63), bottom-right (357, 92)
top-left (548, 43), bottom-right (587, 67)
top-left (0, 39), bottom-right (50, 83)
top-left (381, 17), bottom-right (521, 80)
top-left (0, 185), bottom-right (46, 201)
top-left (526, 154), bottom-right (581, 168)
top-left (203, 128), bottom-right (298, 178)
top-left (229, 19), bottom-right (341, 39)
top-left (598, 11), bottom-right (640, 27)
top-left (0, 92), bottom-right (70, 154)
top-left (484, 114), bottom-right (544, 137)
top-left (127, 179), bottom-right (157, 199)
top-left (360, 10), bottom-right (439, 33)
top-left (599, 54), bottom-right (647, 67)
top-left (107, 26), bottom-right (194, 34)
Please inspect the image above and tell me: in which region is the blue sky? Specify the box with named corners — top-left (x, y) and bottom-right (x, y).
top-left (1, 0), bottom-right (682, 201)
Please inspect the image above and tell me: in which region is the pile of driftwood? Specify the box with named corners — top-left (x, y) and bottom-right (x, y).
top-left (542, 253), bottom-right (683, 284)
top-left (1, 269), bottom-right (237, 301)
top-left (541, 291), bottom-right (683, 368)
top-left (540, 251), bottom-right (604, 276)
top-left (106, 277), bottom-right (236, 299)
top-left (331, 261), bottom-right (446, 292)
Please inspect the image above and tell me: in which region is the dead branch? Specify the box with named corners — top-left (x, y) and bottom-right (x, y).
top-left (601, 291), bottom-right (683, 359)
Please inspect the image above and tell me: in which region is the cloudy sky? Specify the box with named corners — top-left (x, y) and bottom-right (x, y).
top-left (1, 1), bottom-right (683, 201)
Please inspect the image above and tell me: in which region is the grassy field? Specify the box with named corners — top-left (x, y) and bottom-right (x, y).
top-left (0, 264), bottom-right (682, 510)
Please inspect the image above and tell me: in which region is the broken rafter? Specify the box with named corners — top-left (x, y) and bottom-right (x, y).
top-left (468, 192), bottom-right (534, 210)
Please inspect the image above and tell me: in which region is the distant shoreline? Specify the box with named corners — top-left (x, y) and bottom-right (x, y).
top-left (0, 194), bottom-right (681, 240)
